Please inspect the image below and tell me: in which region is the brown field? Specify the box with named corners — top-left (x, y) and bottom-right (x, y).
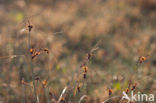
top-left (0, 0), bottom-right (156, 103)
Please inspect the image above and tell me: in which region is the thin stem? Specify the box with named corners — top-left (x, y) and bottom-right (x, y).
top-left (57, 86), bottom-right (68, 103)
top-left (102, 96), bottom-right (120, 103)
top-left (78, 95), bottom-right (87, 103)
top-left (22, 82), bottom-right (26, 103)
top-left (44, 88), bottom-right (50, 103)
top-left (28, 31), bottom-right (31, 49)
top-left (28, 31), bottom-right (37, 102)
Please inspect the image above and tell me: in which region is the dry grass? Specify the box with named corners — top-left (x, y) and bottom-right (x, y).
top-left (0, 0), bottom-right (156, 103)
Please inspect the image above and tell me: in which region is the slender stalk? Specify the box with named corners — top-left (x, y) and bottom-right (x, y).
top-left (44, 88), bottom-right (50, 103)
top-left (102, 96), bottom-right (120, 103)
top-left (28, 31), bottom-right (37, 102)
top-left (78, 95), bottom-right (87, 103)
top-left (22, 81), bottom-right (26, 103)
top-left (57, 86), bottom-right (68, 103)
top-left (36, 80), bottom-right (40, 103)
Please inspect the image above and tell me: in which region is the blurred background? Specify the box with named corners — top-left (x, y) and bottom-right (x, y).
top-left (0, 0), bottom-right (156, 102)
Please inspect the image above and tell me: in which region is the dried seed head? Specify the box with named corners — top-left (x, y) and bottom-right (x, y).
top-left (109, 89), bottom-right (112, 96)
top-left (138, 56), bottom-right (147, 63)
top-left (60, 97), bottom-right (65, 103)
top-left (83, 73), bottom-right (87, 79)
top-left (131, 83), bottom-right (137, 91)
top-left (87, 53), bottom-right (92, 60)
top-left (28, 25), bottom-right (33, 32)
top-left (42, 80), bottom-right (48, 88)
top-left (32, 54), bottom-right (37, 59)
top-left (49, 92), bottom-right (53, 97)
top-left (44, 48), bottom-right (49, 54)
top-left (30, 48), bottom-right (33, 54)
top-left (30, 47), bottom-right (49, 59)
top-left (31, 51), bottom-right (40, 59)
top-left (27, 20), bottom-right (33, 32)
top-left (35, 76), bottom-right (40, 81)
top-left (126, 88), bottom-right (129, 94)
top-left (77, 84), bottom-right (81, 93)
top-left (82, 66), bottom-right (88, 72)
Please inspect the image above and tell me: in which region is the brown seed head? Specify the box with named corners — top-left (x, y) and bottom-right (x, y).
top-left (131, 83), bottom-right (137, 91)
top-left (109, 89), bottom-right (112, 96)
top-left (49, 92), bottom-right (53, 97)
top-left (60, 97), bottom-right (65, 103)
top-left (138, 56), bottom-right (147, 63)
top-left (82, 66), bottom-right (88, 72)
top-left (30, 48), bottom-right (33, 54)
top-left (35, 77), bottom-right (40, 81)
top-left (28, 24), bottom-right (33, 32)
top-left (83, 73), bottom-right (87, 79)
top-left (44, 48), bottom-right (49, 54)
top-left (77, 84), bottom-right (81, 93)
top-left (42, 80), bottom-right (48, 88)
top-left (87, 53), bottom-right (92, 60)
top-left (126, 88), bottom-right (129, 94)
top-left (31, 51), bottom-right (40, 59)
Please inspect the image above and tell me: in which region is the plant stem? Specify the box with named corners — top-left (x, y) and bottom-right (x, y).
top-left (44, 88), bottom-right (50, 103)
top-left (22, 82), bottom-right (26, 103)
top-left (28, 31), bottom-right (37, 102)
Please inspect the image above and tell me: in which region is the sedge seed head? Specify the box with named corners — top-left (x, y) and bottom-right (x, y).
top-left (109, 89), bottom-right (112, 96)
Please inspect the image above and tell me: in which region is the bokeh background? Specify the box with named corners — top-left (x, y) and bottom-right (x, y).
top-left (0, 0), bottom-right (156, 102)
